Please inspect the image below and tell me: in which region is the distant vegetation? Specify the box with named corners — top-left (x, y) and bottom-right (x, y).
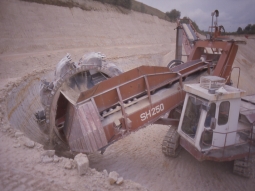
top-left (131, 1), bottom-right (171, 21)
top-left (166, 9), bottom-right (181, 22)
top-left (235, 24), bottom-right (255, 35)
top-left (21, 0), bottom-right (91, 10)
top-left (197, 23), bottom-right (255, 36)
top-left (21, 0), bottom-right (171, 21)
top-left (180, 16), bottom-right (255, 36)
top-left (94, 0), bottom-right (132, 9)
top-left (95, 1), bottom-right (204, 33)
top-left (21, 0), bottom-right (254, 35)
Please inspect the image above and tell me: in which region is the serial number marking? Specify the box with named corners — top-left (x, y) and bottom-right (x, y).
top-left (140, 103), bottom-right (164, 121)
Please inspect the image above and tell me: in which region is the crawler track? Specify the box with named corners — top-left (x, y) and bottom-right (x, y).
top-left (162, 126), bottom-right (181, 157)
top-left (233, 156), bottom-right (253, 178)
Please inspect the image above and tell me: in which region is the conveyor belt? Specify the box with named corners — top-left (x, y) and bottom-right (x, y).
top-left (182, 23), bottom-right (197, 41)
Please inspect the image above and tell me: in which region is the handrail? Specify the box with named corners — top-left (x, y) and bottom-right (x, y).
top-left (201, 126), bottom-right (253, 158)
top-left (78, 61), bottom-right (206, 106)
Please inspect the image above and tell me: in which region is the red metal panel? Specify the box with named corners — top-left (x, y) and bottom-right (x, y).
top-left (77, 66), bottom-right (171, 103)
top-left (77, 101), bottom-right (108, 152)
top-left (79, 105), bottom-right (99, 151)
top-left (63, 102), bottom-right (75, 140)
top-left (102, 122), bottom-right (116, 141)
top-left (127, 90), bottom-right (186, 131)
top-left (213, 43), bottom-right (232, 77)
top-left (100, 89), bottom-right (186, 143)
top-left (154, 118), bottom-right (179, 126)
top-left (221, 44), bottom-right (238, 80)
top-left (180, 137), bottom-right (204, 161)
top-left (146, 73), bottom-right (179, 90)
top-left (68, 109), bottom-right (90, 153)
top-left (86, 101), bottom-right (108, 147)
top-left (119, 78), bottom-right (146, 101)
top-left (93, 89), bottom-right (119, 112)
top-left (66, 101), bottom-right (108, 153)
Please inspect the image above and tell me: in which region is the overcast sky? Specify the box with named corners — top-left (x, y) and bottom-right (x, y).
top-left (137, 0), bottom-right (255, 32)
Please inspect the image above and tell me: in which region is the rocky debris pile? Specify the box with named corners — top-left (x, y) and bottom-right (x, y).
top-left (39, 151), bottom-right (125, 186)
top-left (40, 151), bottom-right (90, 176)
top-left (12, 130), bottom-right (35, 148)
top-left (107, 170), bottom-right (124, 185)
top-left (63, 158), bottom-right (76, 170)
top-left (41, 150), bottom-right (60, 163)
top-left (0, 127), bottom-right (146, 190)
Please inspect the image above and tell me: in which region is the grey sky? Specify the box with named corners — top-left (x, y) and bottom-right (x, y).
top-left (137, 0), bottom-right (255, 32)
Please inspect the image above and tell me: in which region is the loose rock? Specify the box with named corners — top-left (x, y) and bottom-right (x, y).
top-left (15, 131), bottom-right (24, 138)
top-left (18, 136), bottom-right (35, 148)
top-left (116, 177), bottom-right (124, 185)
top-left (13, 143), bottom-right (21, 148)
top-left (64, 160), bottom-right (72, 169)
top-left (58, 157), bottom-right (63, 162)
top-left (64, 159), bottom-right (76, 170)
top-left (42, 155), bottom-right (53, 163)
top-left (23, 137), bottom-right (35, 148)
top-left (74, 153), bottom-right (89, 175)
top-left (53, 155), bottom-right (59, 163)
top-left (103, 169), bottom-right (108, 176)
top-left (41, 150), bottom-right (55, 157)
top-left (108, 171), bottom-right (119, 185)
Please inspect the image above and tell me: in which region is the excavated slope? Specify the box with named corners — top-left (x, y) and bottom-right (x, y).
top-left (0, 0), bottom-right (255, 191)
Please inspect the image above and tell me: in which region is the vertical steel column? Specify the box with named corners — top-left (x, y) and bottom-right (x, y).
top-left (175, 26), bottom-right (183, 62)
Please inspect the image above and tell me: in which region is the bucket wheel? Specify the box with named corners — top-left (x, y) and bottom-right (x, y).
top-left (37, 52), bottom-right (122, 150)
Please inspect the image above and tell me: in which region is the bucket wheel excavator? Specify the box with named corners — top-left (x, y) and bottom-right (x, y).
top-left (36, 10), bottom-right (255, 177)
top-left (36, 52), bottom-right (123, 151)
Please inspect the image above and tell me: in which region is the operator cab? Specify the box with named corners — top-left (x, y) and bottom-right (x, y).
top-left (177, 76), bottom-right (246, 152)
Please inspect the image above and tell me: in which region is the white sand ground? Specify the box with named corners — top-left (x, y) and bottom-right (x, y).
top-left (0, 0), bottom-right (255, 191)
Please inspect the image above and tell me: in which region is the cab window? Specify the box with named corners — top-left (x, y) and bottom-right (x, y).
top-left (181, 96), bottom-right (203, 138)
top-left (204, 103), bottom-right (216, 127)
top-left (218, 101), bottom-right (230, 125)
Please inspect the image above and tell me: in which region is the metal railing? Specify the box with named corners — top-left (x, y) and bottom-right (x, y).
top-left (201, 126), bottom-right (254, 159)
